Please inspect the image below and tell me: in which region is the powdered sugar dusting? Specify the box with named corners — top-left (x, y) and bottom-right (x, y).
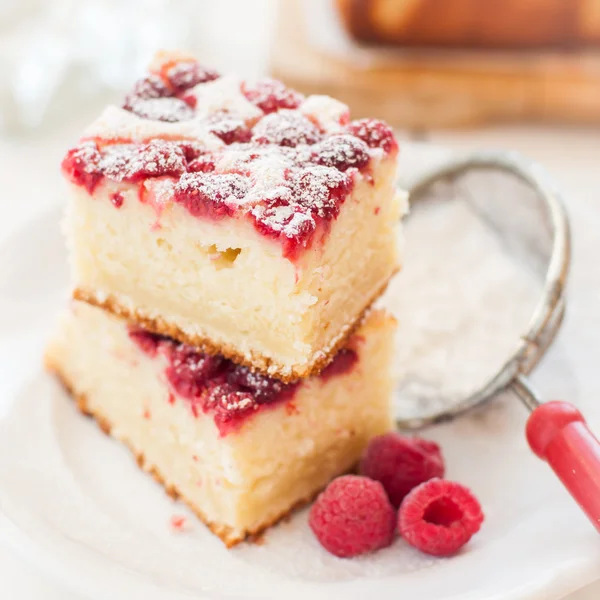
top-left (65, 53), bottom-right (399, 258)
top-left (310, 135), bottom-right (370, 172)
top-left (142, 178), bottom-right (177, 214)
top-left (300, 95), bottom-right (350, 131)
top-left (173, 172), bottom-right (251, 218)
top-left (213, 144), bottom-right (294, 175)
top-left (100, 140), bottom-right (186, 182)
top-left (289, 165), bottom-right (352, 218)
top-left (83, 106), bottom-right (225, 149)
top-left (253, 110), bottom-right (321, 147)
top-left (243, 149), bottom-right (294, 204)
top-left (242, 78), bottom-right (304, 114)
top-left (252, 204), bottom-right (315, 238)
top-left (206, 112), bottom-right (252, 145)
top-left (124, 97), bottom-right (195, 123)
top-left (348, 118), bottom-right (398, 155)
top-left (191, 76), bottom-right (263, 122)
top-left (164, 61), bottom-right (219, 91)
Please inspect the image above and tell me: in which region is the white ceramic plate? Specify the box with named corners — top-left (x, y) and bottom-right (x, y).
top-left (0, 144), bottom-right (599, 600)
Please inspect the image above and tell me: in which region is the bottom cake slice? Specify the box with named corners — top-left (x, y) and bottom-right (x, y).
top-left (45, 301), bottom-right (396, 546)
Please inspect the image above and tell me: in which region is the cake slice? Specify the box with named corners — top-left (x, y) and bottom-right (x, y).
top-left (62, 51), bottom-right (406, 381)
top-left (45, 301), bottom-right (396, 546)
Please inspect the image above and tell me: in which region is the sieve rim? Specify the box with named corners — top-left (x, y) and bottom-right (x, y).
top-left (396, 150), bottom-right (571, 430)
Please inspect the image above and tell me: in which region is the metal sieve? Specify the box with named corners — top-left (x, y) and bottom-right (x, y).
top-left (392, 151), bottom-right (600, 532)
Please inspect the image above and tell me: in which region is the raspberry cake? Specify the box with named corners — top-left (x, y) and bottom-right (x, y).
top-left (62, 51), bottom-right (406, 380)
top-left (45, 302), bottom-right (396, 546)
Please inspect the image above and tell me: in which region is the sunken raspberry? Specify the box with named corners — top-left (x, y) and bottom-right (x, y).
top-left (181, 93), bottom-right (197, 109)
top-left (128, 328), bottom-right (165, 357)
top-left (102, 140), bottom-right (187, 183)
top-left (309, 475), bottom-right (396, 558)
top-left (110, 192), bottom-right (124, 208)
top-left (208, 113), bottom-right (252, 145)
top-left (124, 97), bottom-right (195, 123)
top-left (173, 172), bottom-right (249, 219)
top-left (128, 75), bottom-right (171, 101)
top-left (242, 78), bottom-right (304, 114)
top-left (164, 61), bottom-right (219, 93)
top-left (122, 74), bottom-right (198, 122)
top-left (61, 141), bottom-right (103, 194)
top-left (187, 157), bottom-right (216, 173)
top-left (177, 140), bottom-right (205, 163)
top-left (398, 478), bottom-right (484, 557)
top-left (226, 365), bottom-right (293, 403)
top-left (205, 383), bottom-right (256, 425)
top-left (250, 202), bottom-right (316, 259)
top-left (359, 433), bottom-right (445, 507)
top-left (310, 134), bottom-right (370, 172)
top-left (290, 165), bottom-right (352, 219)
top-left (253, 111), bottom-right (321, 147)
top-left (164, 344), bottom-right (224, 400)
top-left (347, 118), bottom-right (398, 154)
top-left (177, 141), bottom-right (216, 172)
top-left (319, 348), bottom-right (358, 381)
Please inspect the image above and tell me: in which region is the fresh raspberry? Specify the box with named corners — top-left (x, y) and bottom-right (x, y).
top-left (398, 478), bottom-right (484, 557)
top-left (359, 433), bottom-right (445, 507)
top-left (309, 475), bottom-right (396, 558)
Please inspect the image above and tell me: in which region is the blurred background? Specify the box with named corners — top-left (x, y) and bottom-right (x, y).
top-left (2, 0), bottom-right (600, 135)
top-left (1, 0), bottom-right (599, 241)
top-left (0, 0), bottom-right (599, 598)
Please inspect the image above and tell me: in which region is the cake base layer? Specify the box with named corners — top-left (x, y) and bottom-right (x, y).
top-left (67, 160), bottom-right (404, 381)
top-left (45, 302), bottom-right (396, 546)
top-left (53, 375), bottom-right (322, 545)
top-left (73, 272), bottom-right (395, 383)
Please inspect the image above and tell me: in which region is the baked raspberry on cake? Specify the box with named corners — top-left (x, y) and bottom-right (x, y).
top-left (62, 51), bottom-right (406, 380)
top-left (45, 302), bottom-right (396, 546)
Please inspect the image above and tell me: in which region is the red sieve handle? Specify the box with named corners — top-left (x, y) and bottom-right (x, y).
top-left (526, 401), bottom-right (600, 532)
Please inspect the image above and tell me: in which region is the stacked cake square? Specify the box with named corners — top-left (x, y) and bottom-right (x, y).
top-left (46, 51), bottom-right (406, 546)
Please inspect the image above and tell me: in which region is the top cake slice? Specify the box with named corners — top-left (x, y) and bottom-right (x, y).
top-left (62, 51), bottom-right (406, 381)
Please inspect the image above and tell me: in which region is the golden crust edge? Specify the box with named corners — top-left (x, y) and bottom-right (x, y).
top-left (44, 358), bottom-right (338, 548)
top-left (72, 270), bottom-right (397, 383)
